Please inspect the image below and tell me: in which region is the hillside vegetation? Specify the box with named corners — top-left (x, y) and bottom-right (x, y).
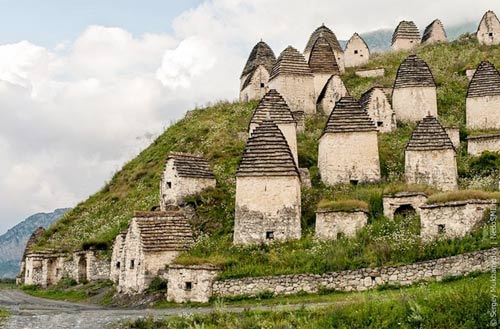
top-left (37, 36), bottom-right (499, 278)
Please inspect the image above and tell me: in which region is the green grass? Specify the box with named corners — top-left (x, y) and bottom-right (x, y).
top-left (21, 279), bottom-right (114, 302)
top-left (427, 190), bottom-right (500, 204)
top-left (125, 272), bottom-right (499, 329)
top-left (0, 308), bottom-right (9, 326)
top-left (317, 199), bottom-right (369, 212)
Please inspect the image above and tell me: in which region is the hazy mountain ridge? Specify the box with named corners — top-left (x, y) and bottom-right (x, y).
top-left (0, 208), bottom-right (70, 278)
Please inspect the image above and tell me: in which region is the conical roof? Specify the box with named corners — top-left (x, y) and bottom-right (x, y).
top-left (308, 36), bottom-right (340, 74)
top-left (422, 19), bottom-right (447, 43)
top-left (406, 116), bottom-right (454, 151)
top-left (241, 41), bottom-right (276, 78)
top-left (392, 21), bottom-right (420, 45)
top-left (269, 46), bottom-right (312, 80)
top-left (250, 89), bottom-right (296, 125)
top-left (305, 24), bottom-right (343, 54)
top-left (467, 61), bottom-right (500, 98)
top-left (237, 120), bottom-right (298, 177)
top-left (394, 55), bottom-right (436, 89)
top-left (323, 96), bottom-right (377, 134)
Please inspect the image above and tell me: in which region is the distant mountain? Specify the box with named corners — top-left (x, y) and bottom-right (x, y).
top-left (339, 21), bottom-right (477, 53)
top-left (0, 208), bottom-right (70, 278)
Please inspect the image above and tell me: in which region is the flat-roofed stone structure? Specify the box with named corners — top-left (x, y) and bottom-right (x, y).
top-left (383, 192), bottom-right (428, 220)
top-left (360, 87), bottom-right (396, 133)
top-left (304, 24), bottom-right (345, 73)
top-left (467, 133), bottom-right (500, 156)
top-left (17, 227), bottom-right (45, 285)
top-left (420, 199), bottom-right (497, 241)
top-left (249, 89), bottom-right (298, 164)
top-left (160, 152), bottom-right (216, 209)
top-left (421, 19), bottom-right (447, 44)
top-left (392, 55), bottom-right (437, 122)
top-left (477, 10), bottom-right (500, 45)
top-left (355, 68), bottom-right (385, 78)
top-left (344, 33), bottom-right (370, 68)
top-left (110, 230), bottom-right (127, 283)
top-left (269, 46), bottom-right (315, 115)
top-left (308, 36), bottom-right (341, 102)
top-left (316, 75), bottom-right (349, 115)
top-left (315, 208), bottom-right (368, 240)
top-left (318, 96), bottom-right (380, 185)
top-left (466, 61), bottom-right (500, 129)
top-left (391, 21), bottom-right (420, 51)
top-left (405, 116), bottom-right (458, 191)
top-left (166, 264), bottom-right (219, 303)
top-left (234, 121), bottom-right (301, 245)
top-left (23, 250), bottom-right (65, 287)
top-left (239, 41), bottom-right (276, 102)
top-left (119, 211), bottom-right (194, 294)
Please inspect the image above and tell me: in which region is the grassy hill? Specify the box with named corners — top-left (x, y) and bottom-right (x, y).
top-left (37, 35), bottom-right (499, 278)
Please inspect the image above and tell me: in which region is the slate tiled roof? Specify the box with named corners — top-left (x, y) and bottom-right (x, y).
top-left (323, 96), bottom-right (377, 134)
top-left (269, 46), bottom-right (312, 80)
top-left (394, 55), bottom-right (436, 89)
top-left (134, 211), bottom-right (194, 252)
top-left (305, 24), bottom-right (343, 54)
top-left (240, 41), bottom-right (276, 79)
top-left (167, 152), bottom-right (215, 179)
top-left (250, 89), bottom-right (296, 125)
top-left (308, 37), bottom-right (340, 74)
top-left (467, 61), bottom-right (500, 98)
top-left (22, 227), bottom-right (45, 259)
top-left (406, 116), bottom-right (454, 151)
top-left (237, 120), bottom-right (298, 177)
top-left (392, 21), bottom-right (420, 45)
top-left (422, 19), bottom-right (447, 43)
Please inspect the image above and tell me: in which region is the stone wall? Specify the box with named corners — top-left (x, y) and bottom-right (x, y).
top-left (466, 95), bottom-right (500, 129)
top-left (467, 134), bottom-right (500, 156)
top-left (87, 250), bottom-right (110, 281)
top-left (239, 65), bottom-right (270, 102)
top-left (363, 88), bottom-right (395, 133)
top-left (355, 68), bottom-right (384, 78)
top-left (392, 87), bottom-right (438, 122)
top-left (383, 192), bottom-right (428, 220)
top-left (318, 131), bottom-right (380, 185)
top-left (392, 38), bottom-right (419, 51)
top-left (466, 69), bottom-right (476, 80)
top-left (420, 200), bottom-right (497, 241)
top-left (445, 126), bottom-right (461, 149)
top-left (234, 176), bottom-right (301, 245)
top-left (269, 75), bottom-right (316, 115)
top-left (404, 149), bottom-right (458, 191)
top-left (213, 248), bottom-right (497, 297)
top-left (312, 73), bottom-right (334, 104)
top-left (110, 233), bottom-right (126, 283)
top-left (166, 264), bottom-right (219, 303)
top-left (344, 36), bottom-right (369, 68)
top-left (317, 75), bottom-right (348, 115)
top-left (477, 11), bottom-right (500, 45)
top-left (315, 210), bottom-right (368, 240)
top-left (249, 122), bottom-right (298, 165)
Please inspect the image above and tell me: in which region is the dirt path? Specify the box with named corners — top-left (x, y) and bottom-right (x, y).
top-left (0, 289), bottom-right (334, 329)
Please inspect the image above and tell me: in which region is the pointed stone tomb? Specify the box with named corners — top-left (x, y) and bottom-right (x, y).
top-left (269, 46), bottom-right (315, 115)
top-left (308, 36), bottom-right (341, 100)
top-left (239, 40), bottom-right (276, 102)
top-left (316, 75), bottom-right (349, 115)
top-left (17, 227), bottom-right (46, 285)
top-left (405, 116), bottom-right (458, 191)
top-left (160, 152), bottom-right (216, 209)
top-left (422, 19), bottom-right (447, 44)
top-left (466, 61), bottom-right (500, 129)
top-left (344, 33), bottom-right (370, 68)
top-left (304, 24), bottom-right (345, 73)
top-left (477, 10), bottom-right (500, 45)
top-left (120, 210), bottom-right (195, 294)
top-left (249, 89), bottom-right (298, 164)
top-left (360, 87), bottom-right (395, 133)
top-left (392, 55), bottom-right (437, 122)
top-left (391, 21), bottom-right (420, 51)
top-left (318, 96), bottom-right (380, 186)
top-left (234, 120), bottom-right (301, 245)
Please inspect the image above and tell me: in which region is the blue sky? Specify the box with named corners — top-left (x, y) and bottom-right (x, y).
top-left (0, 0), bottom-right (202, 47)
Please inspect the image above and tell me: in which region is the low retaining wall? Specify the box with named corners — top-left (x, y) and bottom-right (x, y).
top-left (467, 133), bottom-right (500, 156)
top-left (212, 248), bottom-right (497, 297)
top-left (355, 68), bottom-right (385, 78)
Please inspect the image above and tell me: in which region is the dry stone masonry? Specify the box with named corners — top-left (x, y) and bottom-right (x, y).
top-left (466, 61), bottom-right (500, 130)
top-left (318, 96), bottom-right (380, 185)
top-left (344, 33), bottom-right (370, 68)
top-left (234, 121), bottom-right (301, 245)
top-left (467, 133), bottom-right (500, 156)
top-left (239, 41), bottom-right (276, 102)
top-left (391, 21), bottom-right (420, 51)
top-left (166, 264), bottom-right (219, 303)
top-left (360, 87), bottom-right (395, 133)
top-left (405, 116), bottom-right (458, 191)
top-left (355, 68), bottom-right (385, 78)
top-left (421, 19), bottom-right (447, 44)
top-left (392, 55), bottom-right (437, 122)
top-left (269, 46), bottom-right (316, 115)
top-left (477, 10), bottom-right (500, 45)
top-left (17, 227), bottom-right (45, 285)
top-left (315, 209), bottom-right (368, 240)
top-left (383, 192), bottom-right (428, 220)
top-left (304, 24), bottom-right (345, 73)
